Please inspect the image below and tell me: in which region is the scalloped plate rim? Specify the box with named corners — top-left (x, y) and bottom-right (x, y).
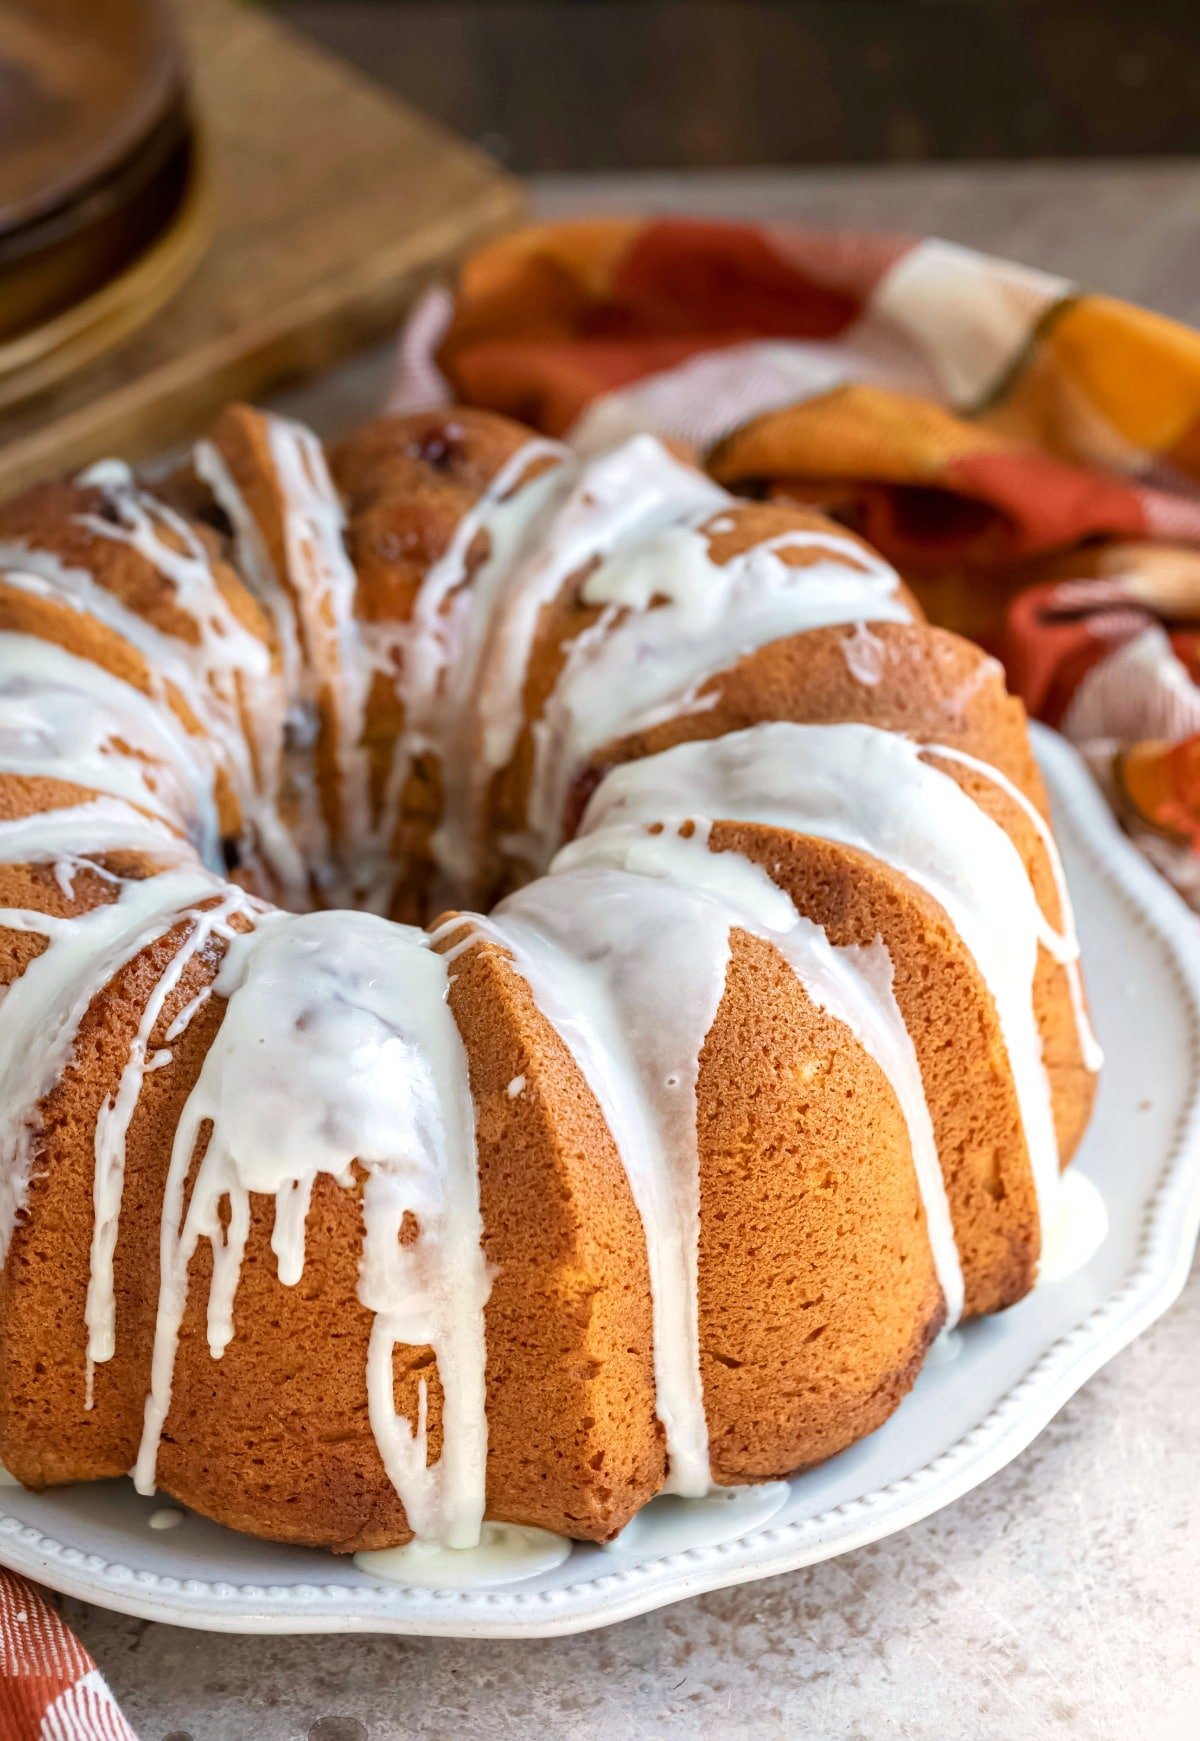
top-left (1, 722), bottom-right (1197, 1637)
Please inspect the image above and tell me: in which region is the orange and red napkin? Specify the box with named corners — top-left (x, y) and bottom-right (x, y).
top-left (391, 216), bottom-right (1200, 907)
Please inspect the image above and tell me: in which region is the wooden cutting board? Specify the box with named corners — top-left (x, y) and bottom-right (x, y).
top-left (0, 0), bottom-right (523, 496)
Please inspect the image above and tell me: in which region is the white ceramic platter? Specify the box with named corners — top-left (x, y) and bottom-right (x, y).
top-left (2, 724), bottom-right (1198, 1637)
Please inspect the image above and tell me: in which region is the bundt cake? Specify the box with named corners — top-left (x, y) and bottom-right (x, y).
top-left (0, 403), bottom-right (1100, 1556)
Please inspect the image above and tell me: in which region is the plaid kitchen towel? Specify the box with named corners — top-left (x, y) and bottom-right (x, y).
top-left (390, 217), bottom-right (1200, 908)
top-left (0, 1570), bottom-right (137, 1740)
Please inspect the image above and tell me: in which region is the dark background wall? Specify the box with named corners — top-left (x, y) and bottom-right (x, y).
top-left (278, 0), bottom-right (1200, 173)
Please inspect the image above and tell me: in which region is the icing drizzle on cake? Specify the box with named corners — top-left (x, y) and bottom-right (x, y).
top-left (132, 909), bottom-right (489, 1549)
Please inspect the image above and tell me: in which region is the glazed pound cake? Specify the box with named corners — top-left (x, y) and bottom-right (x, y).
top-left (0, 404), bottom-right (1099, 1552)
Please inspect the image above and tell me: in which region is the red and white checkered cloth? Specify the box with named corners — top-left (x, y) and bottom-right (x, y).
top-left (0, 1572), bottom-right (137, 1741)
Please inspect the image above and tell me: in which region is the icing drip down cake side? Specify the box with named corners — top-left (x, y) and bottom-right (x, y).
top-left (0, 404), bottom-right (1100, 1555)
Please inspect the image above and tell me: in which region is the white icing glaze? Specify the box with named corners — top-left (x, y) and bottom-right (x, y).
top-left (601, 1479), bottom-right (790, 1559)
top-left (577, 721), bottom-right (1065, 1250)
top-left (87, 884), bottom-right (251, 1396)
top-left (133, 909), bottom-right (490, 1549)
top-left (354, 1521), bottom-right (570, 1589)
top-left (361, 437), bottom-right (564, 904)
top-left (0, 464), bottom-right (307, 901)
top-left (459, 437), bottom-right (724, 880)
top-left (0, 631), bottom-right (220, 860)
top-left (192, 436), bottom-right (325, 879)
top-left (926, 742), bottom-right (1103, 1074)
top-left (421, 451), bottom-right (567, 893)
top-left (147, 1506), bottom-right (184, 1531)
top-left (163, 985), bottom-right (211, 1041)
top-left (263, 418), bottom-right (372, 854)
top-left (388, 435), bottom-right (720, 899)
top-left (198, 414), bottom-right (374, 901)
top-left (193, 438), bottom-right (303, 698)
top-left (841, 620), bottom-right (887, 686)
top-left (1038, 1169), bottom-right (1109, 1283)
top-left (924, 1327), bottom-right (964, 1366)
top-left (0, 796), bottom-right (189, 869)
top-left (360, 434), bottom-right (905, 896)
top-left (517, 511), bottom-right (910, 871)
top-left (438, 818), bottom-right (959, 1494)
top-left (0, 863), bottom-right (228, 1262)
top-left (551, 823), bottom-right (962, 1329)
top-left (441, 869), bottom-right (727, 1495)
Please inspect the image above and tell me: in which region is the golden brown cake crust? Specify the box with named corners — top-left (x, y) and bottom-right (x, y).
top-left (565, 621), bottom-right (1045, 840)
top-left (441, 929), bottom-right (663, 1543)
top-left (0, 787), bottom-right (245, 1491)
top-left (0, 476), bottom-right (274, 659)
top-left (698, 930), bottom-right (943, 1480)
